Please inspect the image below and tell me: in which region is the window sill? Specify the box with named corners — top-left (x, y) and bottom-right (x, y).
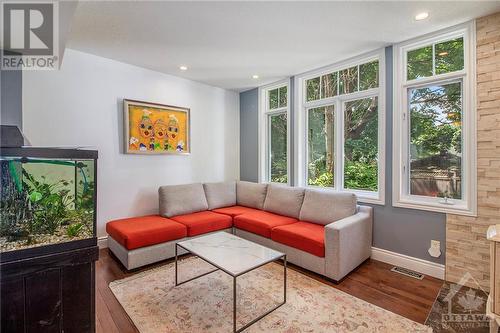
top-left (357, 196), bottom-right (385, 206)
top-left (303, 185), bottom-right (385, 206)
top-left (393, 198), bottom-right (477, 216)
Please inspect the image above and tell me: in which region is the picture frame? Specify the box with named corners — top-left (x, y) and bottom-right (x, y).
top-left (123, 99), bottom-right (190, 155)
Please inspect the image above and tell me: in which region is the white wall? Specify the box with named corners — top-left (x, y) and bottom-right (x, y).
top-left (22, 49), bottom-right (240, 237)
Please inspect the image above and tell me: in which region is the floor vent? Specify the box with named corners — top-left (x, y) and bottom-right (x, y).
top-left (390, 266), bottom-right (425, 280)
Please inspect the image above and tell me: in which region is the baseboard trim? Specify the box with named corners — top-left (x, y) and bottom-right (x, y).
top-left (97, 235), bottom-right (444, 279)
top-left (371, 247), bottom-right (445, 280)
top-left (98, 236), bottom-right (108, 249)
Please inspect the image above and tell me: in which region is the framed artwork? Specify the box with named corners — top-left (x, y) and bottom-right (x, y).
top-left (123, 99), bottom-right (190, 155)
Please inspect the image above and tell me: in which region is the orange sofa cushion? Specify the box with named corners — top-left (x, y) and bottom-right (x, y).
top-left (212, 205), bottom-right (261, 218)
top-left (106, 215), bottom-right (187, 250)
top-left (171, 211), bottom-right (233, 236)
top-left (233, 210), bottom-right (297, 238)
top-left (271, 221), bottom-right (325, 257)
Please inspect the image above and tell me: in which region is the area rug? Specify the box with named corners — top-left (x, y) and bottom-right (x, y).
top-left (109, 257), bottom-right (431, 332)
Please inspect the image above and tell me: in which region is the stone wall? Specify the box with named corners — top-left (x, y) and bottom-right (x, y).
top-left (446, 12), bottom-right (500, 291)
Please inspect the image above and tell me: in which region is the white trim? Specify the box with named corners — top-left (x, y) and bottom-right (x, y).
top-left (294, 48), bottom-right (386, 205)
top-left (392, 21), bottom-right (477, 216)
top-left (98, 235), bottom-right (108, 249)
top-left (258, 79), bottom-right (291, 184)
top-left (371, 246), bottom-right (445, 280)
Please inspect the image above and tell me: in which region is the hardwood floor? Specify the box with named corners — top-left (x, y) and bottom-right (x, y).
top-left (96, 248), bottom-right (443, 332)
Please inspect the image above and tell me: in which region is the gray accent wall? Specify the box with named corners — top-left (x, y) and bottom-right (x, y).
top-left (239, 46), bottom-right (446, 264)
top-left (1, 54), bottom-right (23, 129)
top-left (240, 88), bottom-right (259, 182)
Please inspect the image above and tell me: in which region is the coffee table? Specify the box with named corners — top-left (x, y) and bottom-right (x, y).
top-left (175, 232), bottom-right (286, 333)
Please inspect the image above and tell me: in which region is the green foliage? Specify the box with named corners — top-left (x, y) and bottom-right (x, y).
top-left (308, 171), bottom-right (333, 187)
top-left (359, 60), bottom-right (379, 90)
top-left (24, 170), bottom-right (73, 235)
top-left (344, 161), bottom-right (378, 191)
top-left (339, 66), bottom-right (358, 94)
top-left (278, 86), bottom-right (287, 108)
top-left (321, 72), bottom-right (338, 98)
top-left (407, 46), bottom-right (433, 80)
top-left (270, 113), bottom-right (288, 182)
top-left (269, 86), bottom-right (287, 109)
top-left (410, 82), bottom-right (462, 159)
top-left (66, 223), bottom-right (83, 237)
top-left (407, 37), bottom-right (463, 80)
top-left (269, 88), bottom-right (279, 109)
top-left (306, 77), bottom-right (320, 101)
top-left (435, 37), bottom-right (464, 75)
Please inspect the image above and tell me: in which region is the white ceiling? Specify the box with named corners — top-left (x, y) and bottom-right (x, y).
top-left (67, 1), bottom-right (500, 91)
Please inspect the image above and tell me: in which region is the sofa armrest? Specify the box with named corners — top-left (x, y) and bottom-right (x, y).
top-left (324, 205), bottom-right (373, 281)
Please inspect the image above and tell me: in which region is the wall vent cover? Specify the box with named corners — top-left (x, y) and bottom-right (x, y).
top-left (390, 266), bottom-right (424, 280)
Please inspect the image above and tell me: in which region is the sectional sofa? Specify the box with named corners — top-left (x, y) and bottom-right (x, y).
top-left (106, 181), bottom-right (373, 281)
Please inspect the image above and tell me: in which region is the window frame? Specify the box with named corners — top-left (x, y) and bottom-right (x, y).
top-left (294, 49), bottom-right (386, 204)
top-left (258, 79), bottom-right (291, 184)
top-left (393, 21), bottom-right (477, 216)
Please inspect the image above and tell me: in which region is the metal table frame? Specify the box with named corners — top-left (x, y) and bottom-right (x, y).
top-left (175, 242), bottom-right (287, 333)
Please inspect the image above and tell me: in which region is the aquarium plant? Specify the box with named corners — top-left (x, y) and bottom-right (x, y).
top-left (0, 159), bottom-right (95, 251)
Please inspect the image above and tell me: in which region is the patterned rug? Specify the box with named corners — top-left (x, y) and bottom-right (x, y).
top-left (109, 257), bottom-right (431, 332)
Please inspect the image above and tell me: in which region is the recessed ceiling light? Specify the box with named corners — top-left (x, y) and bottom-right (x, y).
top-left (252, 75), bottom-right (259, 79)
top-left (415, 12), bottom-right (429, 21)
top-left (179, 65), bottom-right (188, 71)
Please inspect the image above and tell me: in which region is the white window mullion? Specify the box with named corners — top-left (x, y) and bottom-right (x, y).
top-left (335, 99), bottom-right (343, 192)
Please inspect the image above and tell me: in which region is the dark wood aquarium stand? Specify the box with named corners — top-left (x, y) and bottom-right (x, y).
top-left (0, 147), bottom-right (99, 333)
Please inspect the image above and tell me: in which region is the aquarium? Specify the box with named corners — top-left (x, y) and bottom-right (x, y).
top-left (0, 148), bottom-right (97, 255)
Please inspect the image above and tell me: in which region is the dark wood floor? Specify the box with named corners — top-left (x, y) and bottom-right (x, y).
top-left (96, 248), bottom-right (443, 332)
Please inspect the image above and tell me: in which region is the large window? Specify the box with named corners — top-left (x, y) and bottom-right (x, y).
top-left (259, 81), bottom-right (289, 184)
top-left (393, 23), bottom-right (476, 215)
top-left (296, 50), bottom-right (385, 204)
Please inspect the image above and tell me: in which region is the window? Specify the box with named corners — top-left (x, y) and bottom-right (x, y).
top-left (259, 81), bottom-right (290, 184)
top-left (296, 50), bottom-right (385, 204)
top-left (269, 113), bottom-right (288, 183)
top-left (344, 97), bottom-right (378, 192)
top-left (307, 105), bottom-right (334, 187)
top-left (393, 23), bottom-right (476, 215)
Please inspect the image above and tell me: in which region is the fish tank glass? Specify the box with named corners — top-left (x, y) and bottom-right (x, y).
top-left (1, 148), bottom-right (97, 255)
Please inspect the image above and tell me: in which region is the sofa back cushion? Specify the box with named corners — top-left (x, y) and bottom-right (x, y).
top-left (263, 184), bottom-right (305, 219)
top-left (203, 181), bottom-right (236, 210)
top-left (299, 189), bottom-right (356, 225)
top-left (159, 183), bottom-right (208, 218)
top-left (236, 181), bottom-right (268, 209)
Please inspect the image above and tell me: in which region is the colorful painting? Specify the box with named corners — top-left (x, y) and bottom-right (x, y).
top-left (124, 99), bottom-right (190, 154)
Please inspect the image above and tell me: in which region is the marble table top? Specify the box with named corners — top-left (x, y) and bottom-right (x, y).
top-left (177, 232), bottom-right (284, 276)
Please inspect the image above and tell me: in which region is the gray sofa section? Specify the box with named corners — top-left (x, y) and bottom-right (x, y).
top-left (110, 181), bottom-right (373, 281)
top-left (203, 181), bottom-right (236, 209)
top-left (236, 181), bottom-right (267, 209)
top-left (325, 205), bottom-right (373, 280)
top-left (263, 184), bottom-right (305, 219)
top-left (159, 183), bottom-right (208, 217)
